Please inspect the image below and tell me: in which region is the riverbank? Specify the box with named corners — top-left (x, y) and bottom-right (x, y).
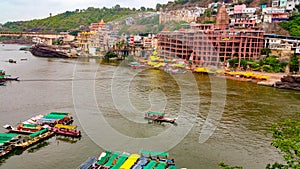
top-left (134, 56), bottom-right (300, 90)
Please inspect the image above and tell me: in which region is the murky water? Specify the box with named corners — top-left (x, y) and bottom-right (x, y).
top-left (0, 44), bottom-right (299, 169)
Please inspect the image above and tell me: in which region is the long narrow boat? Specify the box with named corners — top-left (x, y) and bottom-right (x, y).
top-left (0, 75), bottom-right (6, 86)
top-left (77, 157), bottom-right (98, 169)
top-left (15, 128), bottom-right (54, 149)
top-left (51, 124), bottom-right (81, 137)
top-left (80, 150), bottom-right (179, 169)
top-left (119, 153), bottom-right (140, 169)
top-left (37, 112), bottom-right (73, 126)
top-left (3, 76), bottom-right (19, 81)
top-left (3, 123), bottom-right (44, 134)
top-left (144, 111), bottom-right (177, 124)
top-left (0, 133), bottom-right (19, 158)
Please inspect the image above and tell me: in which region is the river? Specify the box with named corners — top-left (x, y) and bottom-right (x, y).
top-left (0, 44), bottom-right (299, 169)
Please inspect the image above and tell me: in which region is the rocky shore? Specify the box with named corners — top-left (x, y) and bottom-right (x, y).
top-left (275, 75), bottom-right (300, 91)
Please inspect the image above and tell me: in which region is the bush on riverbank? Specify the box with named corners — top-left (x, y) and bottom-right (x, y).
top-left (220, 117), bottom-right (300, 169)
top-left (227, 56), bottom-right (288, 73)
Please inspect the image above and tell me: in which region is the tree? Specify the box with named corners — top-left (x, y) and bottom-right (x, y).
top-left (204, 9), bottom-right (211, 17)
top-left (266, 119), bottom-right (300, 168)
top-left (140, 6), bottom-right (146, 11)
top-left (290, 55), bottom-right (299, 73)
top-left (114, 4), bottom-right (121, 9)
top-left (69, 30), bottom-right (81, 36)
top-left (261, 48), bottom-right (271, 57)
top-left (220, 118), bottom-right (300, 169)
top-left (156, 3), bottom-right (162, 11)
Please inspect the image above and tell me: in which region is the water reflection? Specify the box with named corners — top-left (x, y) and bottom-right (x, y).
top-left (55, 135), bottom-right (80, 144)
top-left (27, 141), bottom-right (50, 153)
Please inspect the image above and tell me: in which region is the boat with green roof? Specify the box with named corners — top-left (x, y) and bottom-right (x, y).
top-left (0, 133), bottom-right (19, 157)
top-left (3, 123), bottom-right (44, 134)
top-left (80, 150), bottom-right (179, 169)
top-left (37, 112), bottom-right (73, 126)
top-left (14, 128), bottom-right (54, 149)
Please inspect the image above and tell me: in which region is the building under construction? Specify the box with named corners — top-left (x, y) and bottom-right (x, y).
top-left (156, 6), bottom-right (264, 68)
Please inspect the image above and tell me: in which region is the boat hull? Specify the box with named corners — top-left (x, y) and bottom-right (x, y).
top-left (30, 44), bottom-right (70, 58)
top-left (51, 128), bottom-right (81, 137)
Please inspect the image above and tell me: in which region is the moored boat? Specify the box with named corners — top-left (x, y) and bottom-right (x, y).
top-left (119, 153), bottom-right (140, 169)
top-left (0, 133), bottom-right (19, 158)
top-left (0, 74), bottom-right (6, 86)
top-left (3, 123), bottom-right (44, 134)
top-left (81, 150), bottom-right (179, 169)
top-left (0, 81), bottom-right (5, 86)
top-left (77, 157), bottom-right (98, 169)
top-left (37, 112), bottom-right (73, 126)
top-left (0, 70), bottom-right (5, 76)
top-left (14, 128), bottom-right (54, 149)
top-left (51, 124), bottom-right (81, 137)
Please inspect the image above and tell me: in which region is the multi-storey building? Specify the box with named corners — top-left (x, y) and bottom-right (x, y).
top-left (159, 7), bottom-right (206, 24)
top-left (264, 34), bottom-right (300, 52)
top-left (271, 0), bottom-right (299, 10)
top-left (156, 6), bottom-right (264, 68)
top-left (286, 0), bottom-right (300, 11)
top-left (76, 31), bottom-right (96, 52)
top-left (229, 4), bottom-right (259, 28)
top-left (262, 7), bottom-right (289, 23)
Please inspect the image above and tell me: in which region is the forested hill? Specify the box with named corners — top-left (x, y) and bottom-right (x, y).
top-left (0, 7), bottom-right (143, 33)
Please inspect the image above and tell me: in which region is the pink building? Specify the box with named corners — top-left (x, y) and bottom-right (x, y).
top-left (234, 4), bottom-right (246, 14)
top-left (235, 19), bottom-right (256, 27)
top-left (272, 13), bottom-right (289, 22)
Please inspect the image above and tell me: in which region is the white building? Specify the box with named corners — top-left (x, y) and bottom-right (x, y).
top-left (286, 0), bottom-right (300, 10)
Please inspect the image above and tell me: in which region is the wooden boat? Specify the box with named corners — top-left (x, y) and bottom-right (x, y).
top-left (119, 154), bottom-right (140, 169)
top-left (77, 157), bottom-right (98, 169)
top-left (3, 76), bottom-right (19, 81)
top-left (144, 112), bottom-right (177, 124)
top-left (51, 124), bottom-right (81, 137)
top-left (37, 112), bottom-right (73, 126)
top-left (15, 128), bottom-right (54, 149)
top-left (0, 133), bottom-right (19, 158)
top-left (0, 81), bottom-right (5, 86)
top-left (132, 64), bottom-right (145, 69)
top-left (8, 59), bottom-right (16, 63)
top-left (90, 150), bottom-right (112, 169)
top-left (3, 123), bottom-right (44, 134)
top-left (81, 150), bottom-right (178, 169)
top-left (0, 70), bottom-right (5, 76)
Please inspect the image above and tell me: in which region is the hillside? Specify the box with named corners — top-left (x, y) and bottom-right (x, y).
top-left (0, 7), bottom-right (141, 33)
top-left (0, 5), bottom-right (189, 36)
top-left (118, 14), bottom-right (189, 35)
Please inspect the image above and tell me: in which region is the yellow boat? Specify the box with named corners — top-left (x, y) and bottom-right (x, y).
top-left (119, 154), bottom-right (140, 169)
